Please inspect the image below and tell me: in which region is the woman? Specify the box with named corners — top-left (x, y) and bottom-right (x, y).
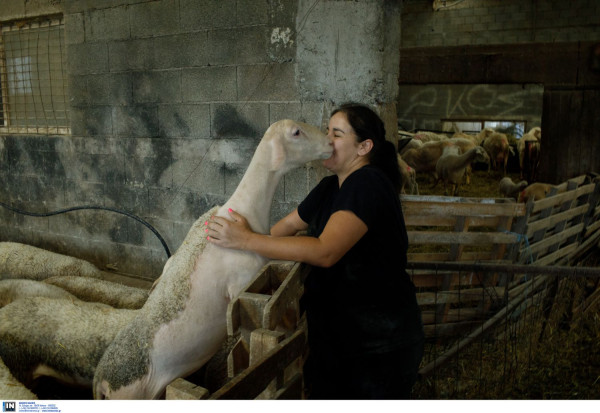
top-left (206, 103), bottom-right (424, 399)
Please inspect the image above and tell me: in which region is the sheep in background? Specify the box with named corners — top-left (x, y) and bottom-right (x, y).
top-left (517, 127), bottom-right (541, 182)
top-left (93, 119), bottom-right (332, 399)
top-left (397, 154), bottom-right (418, 195)
top-left (399, 137), bottom-right (423, 156)
top-left (1, 356), bottom-right (37, 400)
top-left (499, 177), bottom-right (528, 200)
top-left (435, 145), bottom-right (490, 196)
top-left (412, 131), bottom-right (449, 142)
top-left (0, 242), bottom-right (103, 281)
top-left (44, 276), bottom-right (149, 310)
top-left (0, 279), bottom-right (77, 308)
top-left (0, 297), bottom-right (137, 388)
top-left (518, 182), bottom-right (559, 203)
top-left (482, 132), bottom-right (514, 175)
top-left (402, 139), bottom-right (454, 182)
top-left (449, 137), bottom-right (477, 185)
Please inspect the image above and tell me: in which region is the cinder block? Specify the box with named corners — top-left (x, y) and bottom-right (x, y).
top-left (67, 75), bottom-right (89, 106)
top-left (237, 0), bottom-right (269, 26)
top-left (64, 13), bottom-right (85, 45)
top-left (70, 106), bottom-right (114, 136)
top-left (207, 29), bottom-right (241, 66)
top-left (158, 104), bottom-right (211, 138)
top-left (180, 0), bottom-right (235, 30)
top-left (109, 38), bottom-right (155, 71)
top-left (283, 167), bottom-right (310, 203)
top-left (235, 26), bottom-right (269, 64)
top-left (133, 70), bottom-right (182, 103)
top-left (113, 105), bottom-right (160, 138)
top-left (211, 103), bottom-right (270, 139)
top-left (182, 67), bottom-right (237, 103)
top-left (67, 43), bottom-right (109, 75)
top-left (153, 32), bottom-right (210, 69)
top-left (87, 73), bottom-right (132, 105)
top-left (86, 6), bottom-right (130, 41)
top-left (130, 0), bottom-right (179, 38)
top-left (237, 63), bottom-right (298, 102)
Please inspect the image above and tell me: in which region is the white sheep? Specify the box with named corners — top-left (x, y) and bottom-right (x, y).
top-left (435, 145), bottom-right (490, 196)
top-left (517, 127), bottom-right (541, 181)
top-left (499, 177), bottom-right (528, 200)
top-left (1, 356), bottom-right (38, 400)
top-left (412, 131), bottom-right (449, 142)
top-left (0, 279), bottom-right (77, 308)
top-left (44, 276), bottom-right (149, 310)
top-left (0, 297), bottom-right (137, 388)
top-left (0, 242), bottom-right (103, 281)
top-left (402, 139), bottom-right (454, 181)
top-left (482, 131), bottom-right (514, 175)
top-left (93, 119), bottom-right (332, 399)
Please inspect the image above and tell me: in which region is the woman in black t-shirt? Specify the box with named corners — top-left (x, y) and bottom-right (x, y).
top-left (207, 103), bottom-right (424, 399)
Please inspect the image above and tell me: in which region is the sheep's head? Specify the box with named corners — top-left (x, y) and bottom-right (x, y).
top-left (267, 120), bottom-right (332, 173)
top-left (474, 146), bottom-right (490, 164)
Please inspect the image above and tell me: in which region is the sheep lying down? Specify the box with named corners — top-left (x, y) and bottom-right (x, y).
top-left (1, 356), bottom-right (38, 400)
top-left (0, 279), bottom-right (77, 308)
top-left (0, 297), bottom-right (137, 388)
top-left (0, 242), bottom-right (103, 281)
top-left (44, 276), bottom-right (149, 309)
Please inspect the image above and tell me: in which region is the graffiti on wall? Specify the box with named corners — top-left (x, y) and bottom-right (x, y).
top-left (397, 84), bottom-right (543, 132)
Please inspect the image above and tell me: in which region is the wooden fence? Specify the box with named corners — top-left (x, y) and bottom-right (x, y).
top-left (168, 174), bottom-right (600, 399)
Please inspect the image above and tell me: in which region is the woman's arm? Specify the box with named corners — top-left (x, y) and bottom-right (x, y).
top-left (270, 209), bottom-right (308, 237)
top-left (206, 209), bottom-right (367, 268)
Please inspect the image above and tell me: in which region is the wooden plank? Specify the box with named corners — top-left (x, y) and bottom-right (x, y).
top-left (409, 231), bottom-right (519, 245)
top-left (403, 200), bottom-right (526, 218)
top-left (534, 243), bottom-right (578, 266)
top-left (263, 263), bottom-right (306, 331)
top-left (526, 204), bottom-right (589, 236)
top-left (417, 287), bottom-right (505, 306)
top-left (238, 292), bottom-right (272, 338)
top-left (408, 251), bottom-right (504, 262)
top-left (406, 215), bottom-right (509, 227)
top-left (209, 329), bottom-right (306, 400)
top-left (227, 337), bottom-right (249, 378)
top-left (526, 223), bottom-right (584, 256)
top-left (249, 329), bottom-right (285, 399)
top-left (421, 308), bottom-right (481, 324)
top-left (166, 378), bottom-right (210, 400)
top-left (399, 42), bottom-right (597, 85)
top-left (531, 184), bottom-right (594, 213)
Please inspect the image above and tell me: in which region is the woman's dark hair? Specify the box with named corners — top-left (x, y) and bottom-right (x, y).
top-left (331, 103), bottom-right (402, 193)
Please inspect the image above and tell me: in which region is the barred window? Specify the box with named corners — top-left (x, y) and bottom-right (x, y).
top-left (0, 16), bottom-right (70, 135)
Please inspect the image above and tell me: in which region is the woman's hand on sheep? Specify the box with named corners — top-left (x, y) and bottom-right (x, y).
top-left (206, 209), bottom-right (253, 250)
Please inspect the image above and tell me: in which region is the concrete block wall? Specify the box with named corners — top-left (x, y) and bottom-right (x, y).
top-left (0, 0), bottom-right (403, 279)
top-left (402, 0), bottom-right (600, 48)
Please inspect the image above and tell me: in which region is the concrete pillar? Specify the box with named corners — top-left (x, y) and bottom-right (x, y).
top-left (296, 0), bottom-right (402, 146)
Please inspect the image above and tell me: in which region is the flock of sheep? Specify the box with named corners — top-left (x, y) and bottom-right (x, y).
top-left (397, 126), bottom-right (549, 202)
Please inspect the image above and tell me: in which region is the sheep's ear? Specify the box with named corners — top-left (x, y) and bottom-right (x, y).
top-left (270, 138), bottom-right (286, 171)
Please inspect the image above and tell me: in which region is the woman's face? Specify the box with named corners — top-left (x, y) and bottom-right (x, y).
top-left (323, 112), bottom-right (368, 173)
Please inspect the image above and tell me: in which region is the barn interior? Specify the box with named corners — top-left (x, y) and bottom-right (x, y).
top-left (1, 0), bottom-right (599, 401)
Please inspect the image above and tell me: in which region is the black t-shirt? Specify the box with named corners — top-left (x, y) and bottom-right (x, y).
top-left (298, 165), bottom-right (422, 356)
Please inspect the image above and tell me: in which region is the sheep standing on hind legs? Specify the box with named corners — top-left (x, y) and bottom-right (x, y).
top-left (93, 119), bottom-right (332, 399)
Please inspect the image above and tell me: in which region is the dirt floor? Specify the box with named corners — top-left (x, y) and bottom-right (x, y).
top-left (410, 166), bottom-right (523, 199)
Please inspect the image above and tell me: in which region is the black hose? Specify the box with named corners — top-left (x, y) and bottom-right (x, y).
top-left (0, 201), bottom-right (171, 258)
